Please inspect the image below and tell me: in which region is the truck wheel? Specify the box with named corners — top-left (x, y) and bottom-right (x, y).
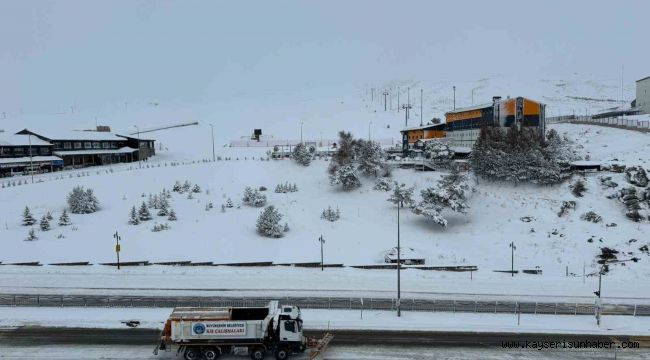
top-left (204, 347), bottom-right (220, 360)
top-left (275, 348), bottom-right (289, 360)
top-left (250, 347), bottom-right (265, 360)
top-left (183, 348), bottom-right (200, 360)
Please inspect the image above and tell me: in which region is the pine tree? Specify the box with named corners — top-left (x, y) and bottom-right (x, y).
top-left (292, 143), bottom-right (312, 166)
top-left (283, 222), bottom-right (290, 232)
top-left (423, 141), bottom-right (455, 166)
top-left (58, 209), bottom-right (71, 226)
top-left (242, 187), bottom-right (254, 203)
top-left (22, 206), bottom-right (36, 226)
top-left (168, 209), bottom-right (177, 221)
top-left (46, 211), bottom-right (54, 221)
top-left (182, 180), bottom-right (192, 193)
top-left (172, 181), bottom-right (182, 192)
top-left (412, 168), bottom-right (470, 227)
top-left (40, 215), bottom-right (51, 231)
top-left (67, 186), bottom-right (99, 214)
top-left (572, 178), bottom-right (587, 198)
top-left (329, 164), bottom-right (361, 190)
top-left (355, 139), bottom-right (387, 177)
top-left (128, 206), bottom-right (140, 225)
top-left (256, 206), bottom-right (284, 238)
top-left (373, 177), bottom-right (392, 191)
top-left (192, 184), bottom-right (201, 193)
top-left (26, 228), bottom-right (38, 241)
top-left (226, 198), bottom-right (234, 208)
top-left (138, 202), bottom-right (152, 221)
top-left (388, 182), bottom-right (415, 208)
top-left (157, 200), bottom-right (169, 216)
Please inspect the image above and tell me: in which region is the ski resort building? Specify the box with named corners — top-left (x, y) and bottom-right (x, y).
top-left (0, 128), bottom-right (155, 176)
top-left (400, 96), bottom-right (546, 155)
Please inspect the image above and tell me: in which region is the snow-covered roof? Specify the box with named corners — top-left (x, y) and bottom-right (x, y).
top-left (445, 102), bottom-right (493, 115)
top-left (451, 147), bottom-right (472, 154)
top-left (53, 147), bottom-right (138, 156)
top-left (384, 247), bottom-right (422, 260)
top-left (636, 75), bottom-right (650, 83)
top-left (115, 134), bottom-right (156, 142)
top-left (18, 129), bottom-right (126, 141)
top-left (401, 123), bottom-right (445, 132)
top-left (0, 135), bottom-right (52, 147)
top-left (570, 160), bottom-right (601, 166)
top-left (0, 156), bottom-right (62, 165)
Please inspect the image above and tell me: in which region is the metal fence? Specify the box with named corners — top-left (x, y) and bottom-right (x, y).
top-left (548, 115), bottom-right (650, 131)
top-left (1, 294), bottom-right (648, 317)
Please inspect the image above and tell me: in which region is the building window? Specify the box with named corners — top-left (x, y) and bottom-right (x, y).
top-left (84, 142), bottom-right (92, 149)
top-left (102, 142), bottom-right (110, 149)
top-left (53, 142), bottom-right (62, 150)
top-left (64, 142), bottom-right (72, 149)
top-left (92, 142), bottom-right (101, 149)
top-left (40, 147), bottom-right (49, 155)
top-left (74, 142), bottom-right (82, 149)
top-left (14, 147), bottom-right (24, 155)
top-left (111, 142), bottom-right (118, 149)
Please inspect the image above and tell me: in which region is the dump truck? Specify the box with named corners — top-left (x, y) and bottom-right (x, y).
top-left (155, 301), bottom-right (332, 360)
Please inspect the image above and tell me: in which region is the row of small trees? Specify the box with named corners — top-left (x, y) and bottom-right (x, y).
top-left (328, 131), bottom-right (389, 190)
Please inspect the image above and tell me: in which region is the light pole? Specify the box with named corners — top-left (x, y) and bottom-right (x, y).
top-left (453, 86), bottom-right (456, 110)
top-left (300, 122), bottom-right (304, 144)
top-left (383, 91), bottom-right (389, 111)
top-left (396, 202), bottom-right (401, 317)
top-left (420, 89), bottom-right (423, 126)
top-left (113, 231), bottom-right (121, 270)
top-left (401, 104), bottom-right (412, 127)
top-left (28, 133), bottom-right (34, 184)
top-left (595, 265), bottom-right (604, 325)
top-left (368, 121), bottom-right (372, 141)
top-left (510, 241), bottom-right (516, 277)
top-left (133, 125), bottom-right (141, 169)
top-left (209, 124), bottom-right (215, 162)
top-left (319, 235), bottom-right (325, 271)
top-left (471, 86), bottom-right (480, 105)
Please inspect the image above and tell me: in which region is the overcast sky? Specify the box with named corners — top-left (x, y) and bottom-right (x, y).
top-left (1, 0), bottom-right (648, 117)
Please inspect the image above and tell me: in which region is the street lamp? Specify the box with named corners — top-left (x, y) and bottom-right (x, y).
top-left (510, 241), bottom-right (516, 277)
top-left (453, 86), bottom-right (456, 110)
top-left (471, 86), bottom-right (480, 105)
top-left (318, 235), bottom-right (325, 272)
top-left (368, 121), bottom-right (372, 141)
top-left (133, 125), bottom-right (141, 169)
top-left (396, 202), bottom-right (401, 317)
top-left (300, 122), bottom-right (304, 144)
top-left (209, 124), bottom-right (215, 162)
top-left (594, 265), bottom-right (605, 325)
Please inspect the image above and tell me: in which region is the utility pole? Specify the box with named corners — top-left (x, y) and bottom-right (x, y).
top-left (401, 104), bottom-right (412, 127)
top-left (510, 241), bottom-right (516, 277)
top-left (319, 235), bottom-right (325, 271)
top-left (371, 88), bottom-right (374, 102)
top-left (397, 87), bottom-right (400, 112)
top-left (407, 87), bottom-right (410, 120)
top-left (420, 89), bottom-right (423, 126)
top-left (383, 91), bottom-right (389, 111)
top-left (133, 125), bottom-right (142, 169)
top-left (368, 121), bottom-right (372, 141)
top-left (396, 202), bottom-right (401, 317)
top-left (113, 231), bottom-right (121, 270)
top-left (209, 124), bottom-right (215, 162)
top-left (28, 134), bottom-right (34, 184)
top-left (453, 86), bottom-right (456, 110)
top-left (300, 122), bottom-right (304, 144)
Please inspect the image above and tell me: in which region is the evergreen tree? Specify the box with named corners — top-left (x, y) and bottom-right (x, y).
top-left (572, 178), bottom-right (587, 197)
top-left (172, 181), bottom-right (182, 192)
top-left (128, 206), bottom-right (140, 225)
top-left (40, 215), bottom-right (50, 231)
top-left (67, 186), bottom-right (99, 214)
top-left (26, 228), bottom-right (38, 241)
top-left (374, 177), bottom-right (393, 191)
top-left (168, 209), bottom-right (177, 221)
top-left (138, 202), bottom-right (152, 221)
top-left (46, 211), bottom-right (54, 221)
top-left (283, 222), bottom-right (290, 232)
top-left (157, 201), bottom-right (169, 216)
top-left (256, 205), bottom-right (284, 238)
top-left (242, 187), bottom-right (254, 203)
top-left (192, 184), bottom-right (201, 193)
top-left (58, 209), bottom-right (71, 226)
top-left (388, 182), bottom-right (415, 208)
top-left (355, 139), bottom-right (387, 177)
top-left (182, 180), bottom-right (192, 193)
top-left (412, 168), bottom-right (470, 227)
top-left (321, 206), bottom-right (341, 222)
top-left (329, 164), bottom-right (361, 190)
top-left (22, 206), bottom-right (36, 226)
top-left (423, 141), bottom-right (455, 166)
top-left (226, 198), bottom-right (234, 208)
top-left (292, 143), bottom-right (312, 166)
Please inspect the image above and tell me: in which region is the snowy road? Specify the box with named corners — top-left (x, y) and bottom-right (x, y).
top-left (1, 344), bottom-right (649, 360)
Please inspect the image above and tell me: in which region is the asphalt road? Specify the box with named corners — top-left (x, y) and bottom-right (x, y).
top-left (2, 326), bottom-right (649, 348)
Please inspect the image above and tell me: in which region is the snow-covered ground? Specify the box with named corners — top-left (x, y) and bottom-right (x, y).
top-left (0, 122), bottom-right (649, 299)
top-left (2, 307), bottom-right (649, 336)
